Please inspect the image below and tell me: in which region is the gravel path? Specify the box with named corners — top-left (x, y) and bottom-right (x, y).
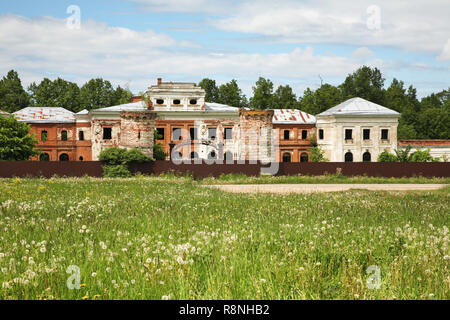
top-left (204, 184), bottom-right (448, 194)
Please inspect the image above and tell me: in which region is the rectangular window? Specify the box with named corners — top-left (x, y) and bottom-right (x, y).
top-left (302, 130), bottom-right (308, 140)
top-left (79, 131), bottom-right (84, 141)
top-left (381, 129), bottom-right (389, 140)
top-left (156, 128), bottom-right (165, 140)
top-left (190, 128), bottom-right (197, 140)
top-left (224, 128), bottom-right (233, 140)
top-left (41, 131), bottom-right (48, 142)
top-left (103, 128), bottom-right (112, 140)
top-left (345, 129), bottom-right (353, 140)
top-left (284, 130), bottom-right (290, 140)
top-left (208, 128), bottom-right (217, 140)
top-left (363, 129), bottom-right (370, 140)
top-left (319, 129), bottom-right (324, 140)
top-left (172, 128), bottom-right (182, 141)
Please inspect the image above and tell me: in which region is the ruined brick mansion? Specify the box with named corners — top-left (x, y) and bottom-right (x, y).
top-left (11, 78), bottom-right (446, 163)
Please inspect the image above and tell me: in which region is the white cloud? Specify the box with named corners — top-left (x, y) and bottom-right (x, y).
top-left (209, 0), bottom-right (450, 56)
top-left (0, 14), bottom-right (380, 95)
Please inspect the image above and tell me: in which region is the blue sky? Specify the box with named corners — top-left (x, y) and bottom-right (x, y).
top-left (0, 0), bottom-right (449, 99)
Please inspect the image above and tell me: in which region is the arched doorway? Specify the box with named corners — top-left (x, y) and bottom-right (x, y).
top-left (363, 152), bottom-right (371, 162)
top-left (282, 152), bottom-right (291, 163)
top-left (300, 153), bottom-right (309, 162)
top-left (345, 152), bottom-right (353, 162)
top-left (59, 153), bottom-right (69, 161)
top-left (40, 153), bottom-right (50, 161)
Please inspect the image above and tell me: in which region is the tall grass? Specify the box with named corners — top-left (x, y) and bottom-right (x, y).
top-left (0, 176), bottom-right (448, 300)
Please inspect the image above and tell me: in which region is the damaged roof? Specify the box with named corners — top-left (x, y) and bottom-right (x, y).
top-left (92, 101), bottom-right (148, 112)
top-left (317, 97), bottom-right (400, 117)
top-left (13, 107), bottom-right (75, 123)
top-left (272, 109), bottom-right (316, 124)
top-left (0, 110), bottom-right (10, 115)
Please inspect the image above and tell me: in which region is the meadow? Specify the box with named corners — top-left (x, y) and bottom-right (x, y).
top-left (0, 176), bottom-right (449, 300)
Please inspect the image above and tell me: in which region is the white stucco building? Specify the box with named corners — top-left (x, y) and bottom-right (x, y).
top-left (316, 97), bottom-right (400, 162)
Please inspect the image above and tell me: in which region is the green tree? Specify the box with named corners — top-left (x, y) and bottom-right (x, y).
top-left (249, 77), bottom-right (274, 110)
top-left (0, 114), bottom-right (39, 160)
top-left (217, 80), bottom-right (248, 107)
top-left (300, 84), bottom-right (343, 115)
top-left (0, 70), bottom-right (30, 113)
top-left (28, 78), bottom-right (81, 112)
top-left (80, 78), bottom-right (116, 110)
top-left (310, 146), bottom-right (328, 162)
top-left (198, 78), bottom-right (220, 102)
top-left (340, 66), bottom-right (385, 105)
top-left (114, 86), bottom-right (133, 106)
top-left (272, 85), bottom-right (298, 109)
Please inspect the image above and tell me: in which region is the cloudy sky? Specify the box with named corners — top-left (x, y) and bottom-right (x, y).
top-left (0, 0), bottom-right (449, 98)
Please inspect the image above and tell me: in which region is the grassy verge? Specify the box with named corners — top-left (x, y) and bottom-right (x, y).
top-left (0, 176), bottom-right (448, 300)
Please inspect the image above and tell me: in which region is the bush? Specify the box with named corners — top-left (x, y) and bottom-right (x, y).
top-left (377, 150), bottom-right (397, 162)
top-left (99, 147), bottom-right (152, 166)
top-left (124, 148), bottom-right (152, 164)
top-left (99, 147), bottom-right (152, 177)
top-left (103, 165), bottom-right (132, 178)
top-left (310, 146), bottom-right (328, 162)
top-left (153, 143), bottom-right (166, 160)
top-left (98, 147), bottom-right (128, 165)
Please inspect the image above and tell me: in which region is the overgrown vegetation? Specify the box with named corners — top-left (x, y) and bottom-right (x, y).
top-left (0, 114), bottom-right (39, 161)
top-left (99, 147), bottom-right (152, 177)
top-left (0, 177), bottom-right (448, 300)
top-left (378, 145), bottom-right (442, 162)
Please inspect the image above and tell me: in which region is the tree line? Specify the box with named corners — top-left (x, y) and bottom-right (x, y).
top-left (0, 67), bottom-right (448, 139)
top-left (0, 70), bottom-right (133, 114)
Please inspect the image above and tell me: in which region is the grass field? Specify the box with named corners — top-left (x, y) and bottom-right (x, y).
top-left (0, 176), bottom-right (449, 300)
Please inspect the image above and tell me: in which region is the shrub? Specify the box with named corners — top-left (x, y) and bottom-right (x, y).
top-left (377, 150), bottom-right (397, 162)
top-left (99, 147), bottom-right (128, 165)
top-left (99, 147), bottom-right (152, 177)
top-left (103, 165), bottom-right (132, 178)
top-left (124, 148), bottom-right (152, 164)
top-left (310, 146), bottom-right (328, 162)
top-left (153, 143), bottom-right (166, 160)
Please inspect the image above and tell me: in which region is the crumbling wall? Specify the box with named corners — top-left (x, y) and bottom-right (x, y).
top-left (120, 111), bottom-right (156, 158)
top-left (238, 110), bottom-right (275, 163)
top-left (91, 120), bottom-right (121, 161)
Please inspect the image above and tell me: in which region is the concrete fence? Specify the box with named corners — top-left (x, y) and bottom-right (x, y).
top-left (0, 161), bottom-right (449, 178)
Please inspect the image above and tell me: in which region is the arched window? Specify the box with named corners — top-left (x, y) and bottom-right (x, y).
top-left (345, 152), bottom-right (353, 162)
top-left (284, 130), bottom-right (290, 140)
top-left (300, 153), bottom-right (309, 162)
top-left (61, 130), bottom-right (68, 141)
top-left (282, 152), bottom-right (291, 163)
top-left (363, 152), bottom-right (371, 162)
top-left (208, 151), bottom-right (217, 160)
top-left (224, 151), bottom-right (234, 163)
top-left (79, 156), bottom-right (84, 161)
top-left (190, 152), bottom-right (199, 160)
top-left (41, 131), bottom-right (48, 141)
top-left (59, 153), bottom-right (69, 161)
top-left (190, 99), bottom-right (197, 105)
top-left (173, 99), bottom-right (181, 105)
top-left (156, 99), bottom-right (164, 105)
top-left (40, 153), bottom-right (50, 161)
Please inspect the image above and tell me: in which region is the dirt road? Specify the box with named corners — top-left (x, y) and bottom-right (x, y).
top-left (204, 184), bottom-right (447, 194)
